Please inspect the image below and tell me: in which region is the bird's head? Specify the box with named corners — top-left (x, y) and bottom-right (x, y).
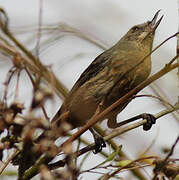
top-left (122, 10), bottom-right (163, 48)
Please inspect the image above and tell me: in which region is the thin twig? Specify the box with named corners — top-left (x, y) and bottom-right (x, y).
top-left (134, 94), bottom-right (173, 108)
top-left (152, 135), bottom-right (179, 180)
top-left (41, 105), bottom-right (49, 120)
top-left (100, 158), bottom-right (155, 180)
top-left (94, 156), bottom-right (157, 180)
top-left (164, 135), bottom-right (179, 161)
top-left (14, 69), bottom-right (21, 100)
top-left (35, 0), bottom-right (43, 58)
top-left (3, 66), bottom-right (16, 103)
top-left (0, 149), bottom-right (18, 175)
top-left (177, 0), bottom-right (179, 78)
top-left (150, 83), bottom-right (179, 124)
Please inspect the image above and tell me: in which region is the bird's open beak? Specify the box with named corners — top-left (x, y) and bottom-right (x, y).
top-left (149, 10), bottom-right (163, 31)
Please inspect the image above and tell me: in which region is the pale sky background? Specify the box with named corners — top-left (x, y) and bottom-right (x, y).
top-left (0, 0), bottom-right (179, 180)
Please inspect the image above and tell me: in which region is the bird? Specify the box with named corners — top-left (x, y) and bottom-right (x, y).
top-left (41, 11), bottom-right (163, 153)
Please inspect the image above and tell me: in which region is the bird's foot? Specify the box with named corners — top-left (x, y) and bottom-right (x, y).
top-left (141, 113), bottom-right (156, 131)
top-left (93, 135), bottom-right (106, 154)
top-left (89, 128), bottom-right (106, 153)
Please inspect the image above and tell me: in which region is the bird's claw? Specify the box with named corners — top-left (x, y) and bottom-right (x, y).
top-left (93, 136), bottom-right (106, 154)
top-left (141, 113), bottom-right (156, 131)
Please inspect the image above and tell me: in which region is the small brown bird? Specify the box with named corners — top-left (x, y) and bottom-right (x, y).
top-left (48, 11), bottom-right (163, 152)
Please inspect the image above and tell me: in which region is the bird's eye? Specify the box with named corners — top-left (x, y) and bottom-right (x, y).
top-left (132, 26), bottom-right (139, 32)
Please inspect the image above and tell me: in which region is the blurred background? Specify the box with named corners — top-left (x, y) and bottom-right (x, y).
top-left (0, 0), bottom-right (178, 179)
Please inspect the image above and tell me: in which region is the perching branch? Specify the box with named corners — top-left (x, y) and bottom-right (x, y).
top-left (48, 101), bottom-right (179, 170)
top-left (61, 55), bottom-right (179, 150)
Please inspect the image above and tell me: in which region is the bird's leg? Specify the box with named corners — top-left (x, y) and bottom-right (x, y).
top-left (107, 113), bottom-right (156, 131)
top-left (89, 128), bottom-right (106, 154)
top-left (86, 99), bottom-right (106, 154)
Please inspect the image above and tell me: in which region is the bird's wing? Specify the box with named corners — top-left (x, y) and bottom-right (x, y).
top-left (70, 50), bottom-right (111, 92)
top-left (51, 50), bottom-right (112, 122)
